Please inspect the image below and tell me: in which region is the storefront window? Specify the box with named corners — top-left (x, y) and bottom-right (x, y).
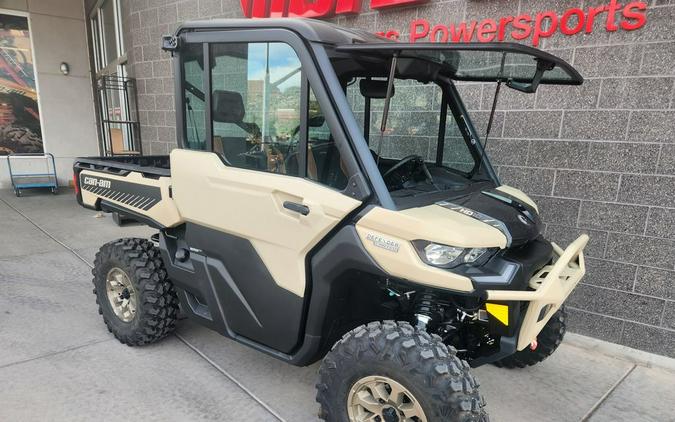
top-left (89, 0), bottom-right (139, 155)
top-left (91, 0), bottom-right (125, 73)
top-left (101, 0), bottom-right (119, 68)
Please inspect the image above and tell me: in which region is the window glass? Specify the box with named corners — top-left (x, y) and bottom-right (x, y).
top-left (210, 42), bottom-right (302, 176)
top-left (101, 0), bottom-right (119, 67)
top-left (346, 77), bottom-right (475, 174)
top-left (90, 16), bottom-right (102, 71)
top-left (442, 115), bottom-right (475, 173)
top-left (183, 43), bottom-right (206, 150)
top-left (306, 90), bottom-right (348, 190)
top-left (90, 0), bottom-right (136, 154)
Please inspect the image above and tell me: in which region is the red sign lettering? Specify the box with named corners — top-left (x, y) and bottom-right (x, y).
top-left (403, 1), bottom-right (648, 46)
top-left (370, 0), bottom-right (426, 10)
top-left (240, 0), bottom-right (649, 47)
top-left (240, 0), bottom-right (363, 18)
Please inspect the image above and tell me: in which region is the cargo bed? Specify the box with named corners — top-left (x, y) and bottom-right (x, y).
top-left (73, 155), bottom-right (182, 228)
top-left (74, 155), bottom-right (171, 177)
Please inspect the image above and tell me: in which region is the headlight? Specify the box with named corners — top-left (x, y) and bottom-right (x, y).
top-left (424, 243), bottom-right (463, 266)
top-left (464, 247), bottom-right (487, 263)
top-left (413, 241), bottom-right (490, 268)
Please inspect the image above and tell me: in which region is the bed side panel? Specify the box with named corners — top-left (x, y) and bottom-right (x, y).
top-left (79, 170), bottom-right (182, 228)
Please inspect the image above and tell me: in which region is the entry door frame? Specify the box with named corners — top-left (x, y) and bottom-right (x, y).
top-left (172, 27), bottom-right (373, 202)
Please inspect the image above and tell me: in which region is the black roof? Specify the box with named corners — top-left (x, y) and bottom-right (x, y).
top-left (175, 18), bottom-right (582, 85)
top-left (176, 18), bottom-right (387, 45)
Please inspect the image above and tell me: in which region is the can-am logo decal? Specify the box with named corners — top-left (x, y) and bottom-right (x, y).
top-left (366, 233), bottom-right (400, 252)
top-left (82, 176), bottom-right (111, 189)
top-left (240, 0), bottom-right (648, 47)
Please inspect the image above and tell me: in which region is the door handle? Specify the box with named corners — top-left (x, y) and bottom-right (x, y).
top-left (283, 201), bottom-right (310, 216)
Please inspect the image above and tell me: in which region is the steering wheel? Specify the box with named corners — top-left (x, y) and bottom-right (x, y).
top-left (382, 154), bottom-right (433, 190)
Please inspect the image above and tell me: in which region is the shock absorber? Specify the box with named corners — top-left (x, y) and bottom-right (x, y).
top-left (413, 290), bottom-right (438, 331)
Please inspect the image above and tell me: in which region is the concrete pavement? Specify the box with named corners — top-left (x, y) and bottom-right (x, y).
top-left (0, 188), bottom-right (673, 422)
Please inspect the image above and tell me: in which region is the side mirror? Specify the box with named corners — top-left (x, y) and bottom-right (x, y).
top-left (161, 35), bottom-right (179, 52)
top-left (359, 79), bottom-right (395, 99)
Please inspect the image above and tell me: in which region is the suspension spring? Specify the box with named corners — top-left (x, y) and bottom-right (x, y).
top-left (413, 290), bottom-right (438, 330)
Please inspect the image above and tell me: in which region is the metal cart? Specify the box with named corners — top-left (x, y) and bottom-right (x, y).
top-left (5, 153), bottom-right (59, 197)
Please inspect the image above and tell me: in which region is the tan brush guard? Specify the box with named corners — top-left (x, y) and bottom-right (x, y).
top-left (486, 234), bottom-right (589, 351)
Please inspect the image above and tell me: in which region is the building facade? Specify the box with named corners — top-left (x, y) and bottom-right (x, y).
top-left (0, 0), bottom-right (99, 187)
top-left (2, 0), bottom-right (674, 357)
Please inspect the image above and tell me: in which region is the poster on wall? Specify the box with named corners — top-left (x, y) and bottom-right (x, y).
top-left (0, 13), bottom-right (42, 155)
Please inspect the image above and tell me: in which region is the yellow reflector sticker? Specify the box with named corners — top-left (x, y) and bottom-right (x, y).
top-left (486, 303), bottom-right (509, 326)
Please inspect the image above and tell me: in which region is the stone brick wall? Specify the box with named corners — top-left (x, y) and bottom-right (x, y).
top-left (121, 0), bottom-right (675, 357)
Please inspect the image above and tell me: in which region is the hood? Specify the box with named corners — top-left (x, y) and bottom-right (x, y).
top-left (438, 188), bottom-right (543, 247)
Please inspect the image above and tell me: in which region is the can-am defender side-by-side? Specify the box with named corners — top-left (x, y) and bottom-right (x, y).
top-left (74, 19), bottom-right (588, 421)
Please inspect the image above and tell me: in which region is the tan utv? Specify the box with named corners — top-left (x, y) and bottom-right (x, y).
top-left (74, 18), bottom-right (589, 422)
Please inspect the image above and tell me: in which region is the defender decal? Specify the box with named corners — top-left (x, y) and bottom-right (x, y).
top-left (366, 233), bottom-right (400, 252)
top-left (436, 201), bottom-right (513, 247)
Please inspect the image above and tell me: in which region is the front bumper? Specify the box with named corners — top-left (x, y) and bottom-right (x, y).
top-left (486, 234), bottom-right (589, 351)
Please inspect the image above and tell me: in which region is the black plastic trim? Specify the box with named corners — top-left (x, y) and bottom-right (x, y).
top-left (159, 222), bottom-right (385, 366)
top-left (74, 156), bottom-right (170, 178)
top-left (457, 237), bottom-right (553, 291)
top-left (99, 201), bottom-right (165, 229)
top-left (470, 335), bottom-right (517, 367)
top-left (300, 225), bottom-right (388, 361)
top-left (161, 223), bottom-right (305, 354)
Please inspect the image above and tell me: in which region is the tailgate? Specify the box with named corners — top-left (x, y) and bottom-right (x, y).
top-left (77, 169), bottom-right (182, 228)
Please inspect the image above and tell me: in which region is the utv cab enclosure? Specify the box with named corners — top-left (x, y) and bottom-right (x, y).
top-left (75, 19), bottom-right (588, 422)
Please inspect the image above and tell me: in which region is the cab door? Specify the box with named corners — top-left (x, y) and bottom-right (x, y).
top-left (169, 32), bottom-right (366, 354)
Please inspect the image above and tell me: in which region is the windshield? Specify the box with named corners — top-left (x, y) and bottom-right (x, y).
top-left (328, 42), bottom-right (583, 205)
top-left (346, 77), bottom-right (476, 175)
top-left (331, 48), bottom-right (505, 207)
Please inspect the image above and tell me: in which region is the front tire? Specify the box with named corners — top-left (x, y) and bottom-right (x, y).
top-left (494, 306), bottom-right (567, 369)
top-left (92, 238), bottom-right (179, 346)
top-left (316, 321), bottom-right (488, 422)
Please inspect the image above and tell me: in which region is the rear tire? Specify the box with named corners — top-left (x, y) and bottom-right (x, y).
top-left (92, 238), bottom-right (179, 346)
top-left (493, 306), bottom-right (567, 369)
top-left (316, 321), bottom-right (489, 422)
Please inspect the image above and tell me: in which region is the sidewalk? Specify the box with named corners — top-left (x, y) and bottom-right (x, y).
top-left (0, 188), bottom-right (673, 422)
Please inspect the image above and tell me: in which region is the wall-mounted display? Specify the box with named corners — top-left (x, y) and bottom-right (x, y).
top-left (0, 13), bottom-right (42, 155)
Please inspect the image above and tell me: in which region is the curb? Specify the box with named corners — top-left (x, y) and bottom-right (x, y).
top-left (565, 332), bottom-right (675, 373)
